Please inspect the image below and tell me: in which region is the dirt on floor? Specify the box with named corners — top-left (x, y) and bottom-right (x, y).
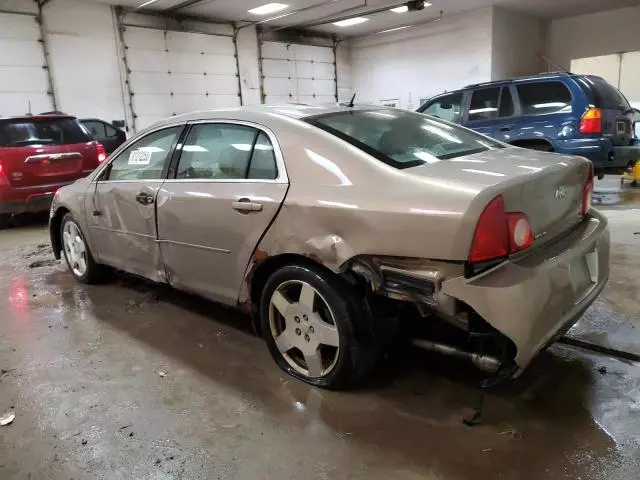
top-left (0, 180), bottom-right (639, 480)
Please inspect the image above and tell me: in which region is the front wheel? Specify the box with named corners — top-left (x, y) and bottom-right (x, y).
top-left (259, 264), bottom-right (376, 390)
top-left (60, 213), bottom-right (104, 284)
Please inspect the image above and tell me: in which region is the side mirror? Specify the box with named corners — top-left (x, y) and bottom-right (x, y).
top-left (112, 120), bottom-right (126, 129)
top-left (440, 103), bottom-right (453, 110)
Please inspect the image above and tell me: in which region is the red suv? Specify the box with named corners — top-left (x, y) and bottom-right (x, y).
top-left (0, 114), bottom-right (106, 227)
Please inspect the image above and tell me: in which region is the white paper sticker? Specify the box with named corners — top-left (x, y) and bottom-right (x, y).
top-left (128, 150), bottom-right (152, 165)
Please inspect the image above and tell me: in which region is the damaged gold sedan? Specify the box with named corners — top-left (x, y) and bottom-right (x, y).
top-left (49, 105), bottom-right (609, 389)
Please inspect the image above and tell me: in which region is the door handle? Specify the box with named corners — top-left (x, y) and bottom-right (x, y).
top-left (499, 126), bottom-right (513, 132)
top-left (232, 198), bottom-right (263, 213)
top-left (135, 192), bottom-right (154, 205)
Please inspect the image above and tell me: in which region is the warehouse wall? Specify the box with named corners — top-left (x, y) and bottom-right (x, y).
top-left (348, 8), bottom-right (494, 110)
top-left (1, 0), bottom-right (346, 129)
top-left (547, 5), bottom-right (640, 70)
top-left (490, 8), bottom-right (542, 81)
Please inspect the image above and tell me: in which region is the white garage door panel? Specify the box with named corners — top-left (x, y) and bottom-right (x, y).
top-left (124, 25), bottom-right (239, 132)
top-left (262, 59), bottom-right (292, 78)
top-left (261, 41), bottom-right (336, 105)
top-left (166, 31), bottom-right (234, 56)
top-left (129, 71), bottom-right (171, 94)
top-left (292, 44), bottom-right (334, 62)
top-left (0, 39), bottom-right (43, 66)
top-left (0, 12), bottom-right (51, 116)
top-left (263, 77), bottom-right (293, 96)
top-left (127, 49), bottom-right (168, 72)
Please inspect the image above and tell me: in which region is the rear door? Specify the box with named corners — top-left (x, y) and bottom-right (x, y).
top-left (512, 80), bottom-right (575, 145)
top-left (87, 125), bottom-right (184, 281)
top-left (464, 86), bottom-right (517, 140)
top-left (156, 121), bottom-right (288, 305)
top-left (0, 117), bottom-right (98, 187)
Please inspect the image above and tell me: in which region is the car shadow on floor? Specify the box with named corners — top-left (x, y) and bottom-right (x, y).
top-left (44, 267), bottom-right (622, 479)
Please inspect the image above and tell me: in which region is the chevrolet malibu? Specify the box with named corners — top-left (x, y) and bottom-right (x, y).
top-left (49, 105), bottom-right (609, 389)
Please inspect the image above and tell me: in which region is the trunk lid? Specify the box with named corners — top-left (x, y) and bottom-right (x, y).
top-left (0, 117), bottom-right (99, 187)
top-left (406, 147), bottom-right (590, 248)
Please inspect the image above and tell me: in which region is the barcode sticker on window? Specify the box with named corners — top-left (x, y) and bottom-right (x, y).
top-left (128, 150), bottom-right (152, 165)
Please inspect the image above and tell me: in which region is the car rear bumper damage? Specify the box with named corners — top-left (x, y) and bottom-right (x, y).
top-left (347, 210), bottom-right (609, 376)
top-left (441, 209), bottom-right (610, 372)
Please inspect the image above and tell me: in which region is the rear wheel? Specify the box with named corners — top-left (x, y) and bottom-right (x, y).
top-left (60, 213), bottom-right (104, 284)
top-left (259, 264), bottom-right (376, 389)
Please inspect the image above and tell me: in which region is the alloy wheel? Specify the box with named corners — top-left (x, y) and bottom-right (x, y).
top-left (268, 280), bottom-right (340, 378)
top-left (63, 221), bottom-right (88, 277)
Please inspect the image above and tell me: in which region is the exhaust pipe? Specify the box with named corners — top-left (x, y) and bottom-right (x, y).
top-left (412, 339), bottom-right (501, 373)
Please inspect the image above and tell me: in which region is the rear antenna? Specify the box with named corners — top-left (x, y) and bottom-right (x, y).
top-left (340, 92), bottom-right (356, 108)
top-left (28, 99), bottom-right (32, 115)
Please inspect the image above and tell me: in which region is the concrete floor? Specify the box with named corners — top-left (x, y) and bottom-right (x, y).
top-left (1, 177), bottom-right (639, 480)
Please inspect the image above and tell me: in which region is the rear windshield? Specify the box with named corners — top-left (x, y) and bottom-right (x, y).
top-left (579, 76), bottom-right (631, 109)
top-left (306, 109), bottom-right (505, 169)
top-left (0, 118), bottom-right (91, 147)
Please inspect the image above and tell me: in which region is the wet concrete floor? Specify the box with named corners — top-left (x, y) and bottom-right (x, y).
top-left (0, 178), bottom-right (640, 479)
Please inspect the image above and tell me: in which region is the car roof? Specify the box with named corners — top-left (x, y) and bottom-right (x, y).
top-left (149, 104), bottom-right (387, 130)
top-left (463, 72), bottom-right (581, 90)
top-left (0, 114), bottom-right (76, 122)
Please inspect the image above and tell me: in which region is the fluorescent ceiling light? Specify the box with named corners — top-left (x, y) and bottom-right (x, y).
top-left (390, 6), bottom-right (408, 13)
top-left (137, 0), bottom-right (160, 8)
top-left (248, 3), bottom-right (288, 15)
top-left (333, 17), bottom-right (369, 27)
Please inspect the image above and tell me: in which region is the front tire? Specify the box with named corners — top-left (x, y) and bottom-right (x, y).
top-left (0, 214), bottom-right (12, 229)
top-left (259, 264), bottom-right (376, 390)
top-left (60, 213), bottom-right (104, 284)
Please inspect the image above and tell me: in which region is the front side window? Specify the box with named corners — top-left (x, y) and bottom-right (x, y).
top-left (516, 81), bottom-right (572, 115)
top-left (0, 118), bottom-right (92, 147)
top-left (307, 109), bottom-right (504, 169)
top-left (421, 92), bottom-right (463, 123)
top-left (106, 126), bottom-right (182, 181)
top-left (176, 123), bottom-right (277, 180)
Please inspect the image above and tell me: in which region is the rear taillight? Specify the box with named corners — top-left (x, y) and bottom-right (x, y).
top-left (468, 195), bottom-right (534, 264)
top-left (96, 143), bottom-right (107, 162)
top-left (582, 164), bottom-right (594, 215)
top-left (580, 108), bottom-right (602, 134)
top-left (507, 213), bottom-right (533, 253)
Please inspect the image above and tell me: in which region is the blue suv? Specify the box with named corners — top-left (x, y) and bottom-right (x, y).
top-left (417, 73), bottom-right (639, 178)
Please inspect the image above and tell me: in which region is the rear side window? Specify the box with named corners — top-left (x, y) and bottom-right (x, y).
top-left (0, 118), bottom-right (92, 147)
top-left (420, 92), bottom-right (463, 123)
top-left (582, 75), bottom-right (630, 109)
top-left (516, 81), bottom-right (572, 115)
top-left (176, 123), bottom-right (277, 180)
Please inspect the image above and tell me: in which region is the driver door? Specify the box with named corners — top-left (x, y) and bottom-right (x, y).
top-left (86, 125), bottom-right (185, 281)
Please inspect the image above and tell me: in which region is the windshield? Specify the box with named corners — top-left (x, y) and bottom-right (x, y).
top-left (306, 109), bottom-right (505, 169)
top-left (0, 118), bottom-right (91, 147)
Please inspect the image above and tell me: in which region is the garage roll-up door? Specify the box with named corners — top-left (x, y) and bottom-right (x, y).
top-left (0, 12), bottom-right (52, 116)
top-left (123, 26), bottom-right (240, 132)
top-left (261, 42), bottom-right (336, 104)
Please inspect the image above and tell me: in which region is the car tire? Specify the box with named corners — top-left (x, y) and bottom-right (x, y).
top-left (0, 214), bottom-right (12, 229)
top-left (259, 263), bottom-right (376, 390)
top-left (60, 213), bottom-right (104, 284)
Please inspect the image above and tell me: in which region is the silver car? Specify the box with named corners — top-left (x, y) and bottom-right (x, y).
top-left (49, 105), bottom-right (610, 389)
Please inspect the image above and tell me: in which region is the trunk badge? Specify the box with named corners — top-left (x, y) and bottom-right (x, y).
top-left (555, 185), bottom-right (567, 199)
